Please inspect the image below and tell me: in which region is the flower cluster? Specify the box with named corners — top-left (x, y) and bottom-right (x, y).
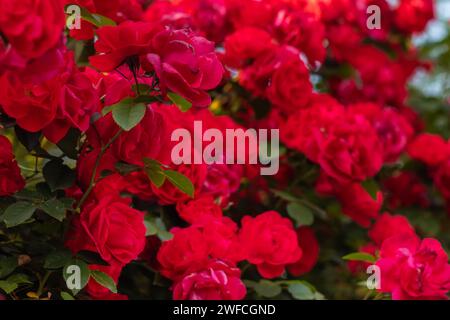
top-left (1, 0), bottom-right (449, 301)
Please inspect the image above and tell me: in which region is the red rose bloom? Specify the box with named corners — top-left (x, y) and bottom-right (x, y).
top-left (89, 21), bottom-right (157, 72)
top-left (157, 226), bottom-right (210, 280)
top-left (145, 29), bottom-right (224, 107)
top-left (43, 53), bottom-right (100, 143)
top-left (0, 0), bottom-right (65, 59)
top-left (273, 10), bottom-right (326, 65)
top-left (408, 133), bottom-right (449, 166)
top-left (376, 235), bottom-right (450, 300)
top-left (337, 182), bottom-right (383, 227)
top-left (176, 196), bottom-right (223, 224)
top-left (350, 103), bottom-right (414, 163)
top-left (368, 213), bottom-right (416, 246)
top-left (281, 94), bottom-right (345, 161)
top-left (317, 114), bottom-right (383, 184)
top-left (151, 162), bottom-right (207, 205)
top-left (287, 227), bottom-right (320, 276)
top-left (0, 72), bottom-right (60, 132)
top-left (223, 27), bottom-right (275, 69)
top-left (395, 0), bottom-right (434, 34)
top-left (0, 136), bottom-right (25, 196)
top-left (66, 197), bottom-right (146, 265)
top-left (266, 57), bottom-right (313, 114)
top-left (240, 211), bottom-right (302, 279)
top-left (173, 259), bottom-right (246, 300)
top-left (158, 216), bottom-right (243, 281)
top-left (69, 0), bottom-right (143, 40)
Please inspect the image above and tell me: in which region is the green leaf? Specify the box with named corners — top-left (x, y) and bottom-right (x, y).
top-left (7, 273), bottom-right (31, 285)
top-left (271, 189), bottom-right (300, 202)
top-left (57, 128), bottom-right (80, 160)
top-left (43, 159), bottom-right (76, 192)
top-left (39, 199), bottom-right (67, 222)
top-left (90, 270), bottom-right (117, 294)
top-left (63, 259), bottom-right (90, 296)
top-left (157, 230), bottom-right (174, 241)
top-left (0, 280), bottom-right (18, 294)
top-left (144, 216), bottom-right (158, 236)
top-left (165, 170), bottom-right (195, 198)
top-left (112, 102), bottom-right (146, 131)
top-left (2, 202), bottom-right (36, 228)
top-left (0, 257), bottom-right (17, 278)
top-left (45, 250), bottom-right (72, 269)
top-left (287, 203), bottom-right (314, 227)
top-left (61, 291), bottom-right (75, 300)
top-left (342, 252), bottom-right (376, 263)
top-left (361, 179), bottom-right (379, 201)
top-left (79, 7), bottom-right (116, 27)
top-left (144, 216), bottom-right (173, 240)
top-left (167, 92), bottom-right (192, 112)
top-left (101, 104), bottom-right (115, 117)
top-left (287, 282), bottom-right (315, 300)
top-left (253, 280), bottom-right (282, 298)
top-left (143, 158), bottom-right (166, 188)
top-left (60, 197), bottom-right (76, 209)
top-left (14, 126), bottom-right (41, 152)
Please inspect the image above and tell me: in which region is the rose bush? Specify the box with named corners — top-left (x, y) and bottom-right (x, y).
top-left (0, 0), bottom-right (449, 301)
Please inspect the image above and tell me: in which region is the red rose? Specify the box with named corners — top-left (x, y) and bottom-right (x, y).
top-left (368, 213), bottom-right (416, 246)
top-left (123, 172), bottom-right (154, 201)
top-left (267, 57), bottom-right (313, 114)
top-left (376, 235), bottom-right (450, 300)
top-left (178, 0), bottom-right (228, 43)
top-left (395, 0), bottom-right (434, 34)
top-left (337, 182), bottom-right (383, 227)
top-left (89, 21), bottom-right (157, 72)
top-left (223, 27), bottom-right (275, 68)
top-left (287, 227), bottom-right (320, 276)
top-left (176, 196), bottom-right (223, 224)
top-left (195, 217), bottom-right (244, 264)
top-left (240, 45), bottom-right (305, 100)
top-left (157, 226), bottom-right (210, 280)
top-left (351, 103), bottom-right (414, 163)
top-left (273, 11), bottom-right (326, 65)
top-left (70, 0), bottom-right (143, 40)
top-left (43, 53), bottom-right (100, 143)
top-left (0, 136), bottom-right (25, 196)
top-left (173, 259), bottom-right (246, 300)
top-left (408, 133), bottom-right (449, 166)
top-left (226, 0), bottom-right (275, 30)
top-left (151, 163), bottom-right (207, 205)
top-left (240, 211), bottom-right (302, 279)
top-left (317, 114), bottom-right (383, 184)
top-left (145, 29), bottom-right (224, 107)
top-left (91, 108), bottom-right (168, 166)
top-left (281, 94), bottom-right (345, 161)
top-left (0, 0), bottom-right (65, 59)
top-left (157, 217), bottom-right (243, 281)
top-left (66, 197), bottom-right (146, 265)
top-left (0, 72), bottom-right (60, 132)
